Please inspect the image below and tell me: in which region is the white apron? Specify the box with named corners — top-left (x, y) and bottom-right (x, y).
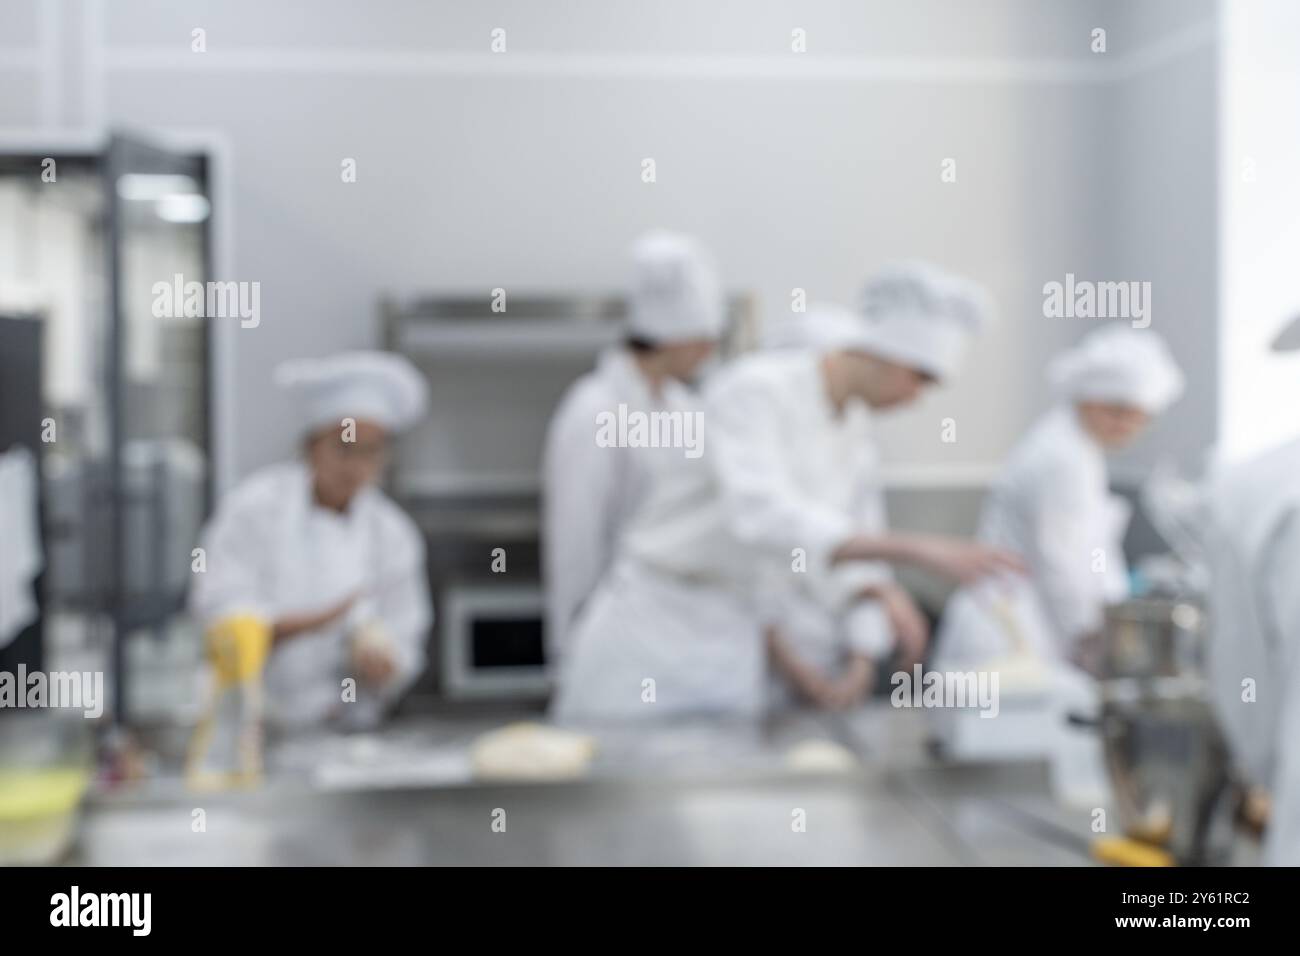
top-left (551, 559), bottom-right (763, 722)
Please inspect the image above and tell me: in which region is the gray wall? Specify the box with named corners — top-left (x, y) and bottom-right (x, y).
top-left (1103, 1), bottom-right (1219, 478)
top-left (0, 0), bottom-right (1220, 494)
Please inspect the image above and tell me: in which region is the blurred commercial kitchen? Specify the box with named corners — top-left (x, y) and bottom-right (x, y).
top-left (0, 0), bottom-right (1298, 868)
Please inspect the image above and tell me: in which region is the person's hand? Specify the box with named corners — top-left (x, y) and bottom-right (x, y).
top-left (353, 642), bottom-right (397, 686)
top-left (860, 582), bottom-right (930, 668)
top-left (768, 626), bottom-right (838, 709)
top-left (819, 656), bottom-right (875, 711)
top-left (797, 672), bottom-right (838, 710)
top-left (902, 535), bottom-right (1025, 586)
top-left (795, 670), bottom-right (850, 711)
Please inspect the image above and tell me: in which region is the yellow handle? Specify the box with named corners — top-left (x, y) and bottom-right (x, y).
top-left (205, 614), bottom-right (272, 687)
top-left (1091, 836), bottom-right (1176, 868)
top-left (186, 615), bottom-right (271, 791)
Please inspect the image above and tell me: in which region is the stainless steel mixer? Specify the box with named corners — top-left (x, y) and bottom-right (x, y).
top-left (1096, 598), bottom-right (1233, 865)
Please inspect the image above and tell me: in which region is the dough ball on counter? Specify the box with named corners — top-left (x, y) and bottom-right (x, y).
top-left (784, 739), bottom-right (859, 774)
top-left (470, 722), bottom-right (597, 782)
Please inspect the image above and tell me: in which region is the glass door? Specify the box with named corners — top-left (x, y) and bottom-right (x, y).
top-left (104, 132), bottom-right (212, 725)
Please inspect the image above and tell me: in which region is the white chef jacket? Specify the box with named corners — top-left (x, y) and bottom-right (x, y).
top-left (1206, 437), bottom-right (1300, 865)
top-left (542, 348), bottom-right (700, 663)
top-left (552, 350), bottom-right (894, 722)
top-left (629, 349), bottom-right (893, 647)
top-left (189, 462), bottom-right (432, 729)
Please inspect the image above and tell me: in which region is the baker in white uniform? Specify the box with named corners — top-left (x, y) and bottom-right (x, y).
top-left (1207, 314), bottom-right (1300, 865)
top-left (542, 231), bottom-right (723, 666)
top-left (189, 351), bottom-right (432, 729)
top-left (934, 324), bottom-right (1185, 673)
top-left (759, 304), bottom-right (918, 710)
top-left (553, 262), bottom-right (1023, 722)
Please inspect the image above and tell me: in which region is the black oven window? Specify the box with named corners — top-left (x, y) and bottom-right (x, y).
top-left (470, 618), bottom-right (546, 668)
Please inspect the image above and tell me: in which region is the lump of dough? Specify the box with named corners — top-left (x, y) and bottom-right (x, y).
top-left (351, 621), bottom-right (393, 656)
top-left (470, 722), bottom-right (597, 782)
top-left (784, 739), bottom-right (859, 774)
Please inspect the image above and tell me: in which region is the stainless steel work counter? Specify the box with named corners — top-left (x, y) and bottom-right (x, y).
top-left (73, 706), bottom-right (1099, 866)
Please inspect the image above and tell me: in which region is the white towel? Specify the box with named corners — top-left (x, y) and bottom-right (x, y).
top-left (0, 445), bottom-right (43, 648)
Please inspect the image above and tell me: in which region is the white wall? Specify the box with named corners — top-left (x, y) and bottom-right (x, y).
top-left (1218, 0), bottom-right (1300, 464)
top-left (0, 0), bottom-right (1222, 490)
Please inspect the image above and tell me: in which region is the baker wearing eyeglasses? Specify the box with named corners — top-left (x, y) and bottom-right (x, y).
top-left (188, 351), bottom-right (432, 729)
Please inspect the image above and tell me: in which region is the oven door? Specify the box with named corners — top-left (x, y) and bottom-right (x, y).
top-left (440, 582), bottom-right (549, 700)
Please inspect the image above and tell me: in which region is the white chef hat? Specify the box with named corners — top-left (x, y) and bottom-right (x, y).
top-left (848, 261), bottom-right (993, 381)
top-left (1047, 324), bottom-right (1184, 414)
top-left (274, 350), bottom-right (428, 435)
top-left (627, 230), bottom-right (726, 342)
top-left (765, 303), bottom-right (863, 352)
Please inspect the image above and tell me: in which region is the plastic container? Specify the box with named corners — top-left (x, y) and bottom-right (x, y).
top-left (0, 714), bottom-right (92, 864)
